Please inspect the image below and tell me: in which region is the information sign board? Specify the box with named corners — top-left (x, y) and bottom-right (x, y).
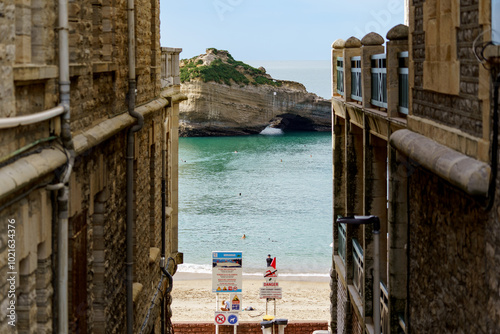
top-left (212, 251), bottom-right (242, 293)
top-left (259, 287), bottom-right (282, 299)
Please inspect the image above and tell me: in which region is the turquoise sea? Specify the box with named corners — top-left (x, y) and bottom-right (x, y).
top-left (178, 131), bottom-right (333, 277)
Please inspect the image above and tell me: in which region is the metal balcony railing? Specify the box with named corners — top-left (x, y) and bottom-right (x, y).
top-left (351, 57), bottom-right (362, 102)
top-left (371, 54), bottom-right (387, 109)
top-left (398, 313), bottom-right (407, 334)
top-left (338, 222), bottom-right (347, 263)
top-left (381, 281), bottom-right (390, 334)
top-left (352, 238), bottom-right (363, 297)
top-left (398, 51), bottom-right (409, 114)
top-left (337, 57), bottom-right (344, 96)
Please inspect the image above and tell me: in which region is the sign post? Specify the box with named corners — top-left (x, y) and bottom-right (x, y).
top-left (260, 257), bottom-right (282, 317)
top-left (212, 251), bottom-right (242, 293)
top-left (212, 251), bottom-right (242, 334)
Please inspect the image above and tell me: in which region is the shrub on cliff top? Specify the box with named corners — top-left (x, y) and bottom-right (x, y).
top-left (180, 48), bottom-right (282, 87)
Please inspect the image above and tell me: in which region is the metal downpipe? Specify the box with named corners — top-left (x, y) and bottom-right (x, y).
top-left (126, 0), bottom-right (143, 333)
top-left (160, 117), bottom-right (174, 333)
top-left (56, 0), bottom-right (74, 333)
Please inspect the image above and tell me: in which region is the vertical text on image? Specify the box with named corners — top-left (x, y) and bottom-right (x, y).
top-left (7, 218), bottom-right (17, 326)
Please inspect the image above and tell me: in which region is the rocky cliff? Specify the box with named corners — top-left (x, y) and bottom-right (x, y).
top-left (179, 49), bottom-right (331, 136)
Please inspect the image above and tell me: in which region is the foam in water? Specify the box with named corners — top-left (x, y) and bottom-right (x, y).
top-left (177, 263), bottom-right (212, 274)
top-left (259, 126), bottom-right (284, 135)
top-left (177, 263), bottom-right (329, 278)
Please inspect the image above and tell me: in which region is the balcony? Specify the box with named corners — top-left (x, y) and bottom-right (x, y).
top-left (331, 27), bottom-right (409, 123)
top-left (161, 47), bottom-right (182, 88)
top-left (331, 26), bottom-right (409, 334)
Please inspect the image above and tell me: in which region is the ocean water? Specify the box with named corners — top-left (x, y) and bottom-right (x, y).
top-left (178, 131), bottom-right (333, 278)
top-left (245, 60), bottom-right (331, 99)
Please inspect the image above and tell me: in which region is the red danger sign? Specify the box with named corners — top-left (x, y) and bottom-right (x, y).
top-left (215, 313), bottom-right (226, 324)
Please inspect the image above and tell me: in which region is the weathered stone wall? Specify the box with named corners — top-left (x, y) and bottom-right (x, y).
top-left (0, 187), bottom-right (54, 333)
top-left (0, 0), bottom-right (180, 332)
top-left (0, 0), bottom-right (59, 160)
top-left (408, 167), bottom-right (490, 333)
top-left (68, 132), bottom-right (129, 333)
top-left (69, 0), bottom-right (129, 129)
top-left (407, 0), bottom-right (500, 332)
top-left (337, 277), bottom-right (349, 334)
top-left (412, 0), bottom-right (482, 137)
top-left (331, 2), bottom-right (498, 333)
top-left (1, 0), bottom-right (16, 118)
top-left (485, 128), bottom-right (500, 331)
top-left (351, 309), bottom-right (362, 334)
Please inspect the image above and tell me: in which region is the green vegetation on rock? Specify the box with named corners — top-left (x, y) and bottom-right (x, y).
top-left (180, 48), bottom-right (282, 87)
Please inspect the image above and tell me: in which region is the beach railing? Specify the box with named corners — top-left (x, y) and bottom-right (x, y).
top-left (337, 57), bottom-right (344, 96)
top-left (398, 51), bottom-right (409, 115)
top-left (381, 281), bottom-right (390, 334)
top-left (352, 238), bottom-right (363, 298)
top-left (338, 222), bottom-right (347, 263)
top-left (351, 56), bottom-right (362, 102)
top-left (371, 54), bottom-right (387, 109)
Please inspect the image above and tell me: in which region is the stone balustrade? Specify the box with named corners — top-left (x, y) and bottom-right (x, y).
top-left (331, 25), bottom-right (409, 119)
top-left (161, 47), bottom-right (182, 88)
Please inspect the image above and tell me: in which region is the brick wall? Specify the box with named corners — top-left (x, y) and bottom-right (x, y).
top-left (173, 321), bottom-right (329, 334)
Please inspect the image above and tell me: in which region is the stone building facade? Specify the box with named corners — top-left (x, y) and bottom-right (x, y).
top-left (0, 0), bottom-right (184, 333)
top-left (330, 0), bottom-right (499, 333)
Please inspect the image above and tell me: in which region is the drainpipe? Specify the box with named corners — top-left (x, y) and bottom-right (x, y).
top-left (50, 1), bottom-right (74, 333)
top-left (160, 117), bottom-right (174, 333)
top-left (126, 0), bottom-right (143, 333)
top-left (485, 72), bottom-right (499, 211)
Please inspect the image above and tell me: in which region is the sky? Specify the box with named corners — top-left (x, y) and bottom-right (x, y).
top-left (159, 0), bottom-right (407, 61)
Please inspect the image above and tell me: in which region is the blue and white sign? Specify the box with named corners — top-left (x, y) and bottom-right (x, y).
top-left (212, 251), bottom-right (243, 293)
top-left (228, 314), bottom-right (239, 325)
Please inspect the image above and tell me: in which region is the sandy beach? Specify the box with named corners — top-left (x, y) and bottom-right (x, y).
top-left (171, 273), bottom-right (331, 323)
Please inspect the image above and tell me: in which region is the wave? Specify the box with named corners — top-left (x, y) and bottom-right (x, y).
top-left (259, 126), bottom-right (284, 135)
top-left (176, 263), bottom-right (329, 278)
top-left (177, 263), bottom-right (212, 274)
